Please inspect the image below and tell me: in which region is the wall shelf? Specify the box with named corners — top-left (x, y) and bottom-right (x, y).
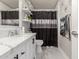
top-left (19, 0), bottom-right (33, 27)
top-left (22, 8), bottom-right (32, 15)
top-left (22, 19), bottom-right (32, 23)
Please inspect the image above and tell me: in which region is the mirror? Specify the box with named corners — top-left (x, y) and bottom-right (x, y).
top-left (60, 14), bottom-right (71, 40)
top-left (0, 0), bottom-right (19, 26)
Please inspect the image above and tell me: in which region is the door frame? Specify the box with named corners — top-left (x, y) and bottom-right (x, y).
top-left (71, 0), bottom-right (78, 59)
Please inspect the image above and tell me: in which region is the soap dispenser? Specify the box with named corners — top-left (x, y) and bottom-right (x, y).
top-left (22, 27), bottom-right (25, 34)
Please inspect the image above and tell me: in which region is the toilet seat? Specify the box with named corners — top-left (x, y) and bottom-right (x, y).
top-left (35, 40), bottom-right (43, 45)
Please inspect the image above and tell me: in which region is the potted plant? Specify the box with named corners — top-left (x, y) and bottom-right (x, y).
top-left (27, 15), bottom-right (32, 20)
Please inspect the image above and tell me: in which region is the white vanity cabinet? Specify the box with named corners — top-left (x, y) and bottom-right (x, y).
top-left (0, 34), bottom-right (36, 59)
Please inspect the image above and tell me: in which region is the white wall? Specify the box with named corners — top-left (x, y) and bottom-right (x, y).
top-left (72, 0), bottom-right (78, 59)
top-left (57, 0), bottom-right (72, 59)
top-left (0, 2), bottom-right (11, 10)
top-left (29, 0), bottom-right (58, 9)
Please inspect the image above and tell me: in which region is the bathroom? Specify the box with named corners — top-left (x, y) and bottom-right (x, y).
top-left (0, 0), bottom-right (78, 59)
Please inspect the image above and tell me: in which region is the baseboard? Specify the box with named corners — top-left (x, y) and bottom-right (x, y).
top-left (59, 47), bottom-right (70, 59)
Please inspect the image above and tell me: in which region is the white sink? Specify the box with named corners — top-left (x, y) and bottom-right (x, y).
top-left (0, 37), bottom-right (25, 48)
top-left (0, 45), bottom-right (11, 56)
top-left (0, 33), bottom-right (34, 48)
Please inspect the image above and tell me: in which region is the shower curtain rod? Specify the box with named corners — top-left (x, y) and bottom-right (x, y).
top-left (31, 9), bottom-right (57, 11)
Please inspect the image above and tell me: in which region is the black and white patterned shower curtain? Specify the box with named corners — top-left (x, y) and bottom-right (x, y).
top-left (31, 11), bottom-right (58, 47)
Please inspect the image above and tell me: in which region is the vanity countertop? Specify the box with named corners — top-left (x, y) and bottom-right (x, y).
top-left (0, 45), bottom-right (11, 57)
top-left (0, 33), bottom-right (36, 57)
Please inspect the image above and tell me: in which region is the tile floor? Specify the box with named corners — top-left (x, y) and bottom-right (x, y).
top-left (36, 46), bottom-right (67, 59)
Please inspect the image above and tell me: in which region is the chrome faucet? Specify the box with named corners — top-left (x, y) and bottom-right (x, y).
top-left (14, 30), bottom-right (18, 35)
top-left (8, 31), bottom-right (14, 36)
top-left (8, 30), bottom-right (18, 36)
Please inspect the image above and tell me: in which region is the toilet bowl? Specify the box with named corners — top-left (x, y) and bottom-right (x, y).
top-left (36, 40), bottom-right (43, 53)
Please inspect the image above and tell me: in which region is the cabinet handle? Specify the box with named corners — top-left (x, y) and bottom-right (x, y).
top-left (14, 54), bottom-right (18, 59)
top-left (21, 51), bottom-right (25, 55)
top-left (32, 39), bottom-right (34, 44)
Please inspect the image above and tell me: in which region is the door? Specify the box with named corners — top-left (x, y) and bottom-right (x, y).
top-left (71, 0), bottom-right (78, 59)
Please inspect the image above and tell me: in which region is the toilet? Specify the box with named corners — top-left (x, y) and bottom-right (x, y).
top-left (36, 40), bottom-right (43, 53)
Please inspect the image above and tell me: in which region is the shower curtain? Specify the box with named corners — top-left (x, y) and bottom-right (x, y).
top-left (31, 11), bottom-right (58, 47)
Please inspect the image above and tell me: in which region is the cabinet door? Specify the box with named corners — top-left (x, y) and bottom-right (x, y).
top-left (26, 39), bottom-right (33, 59)
top-left (19, 41), bottom-right (27, 59)
top-left (19, 39), bottom-right (34, 59)
top-left (26, 38), bottom-right (36, 59)
top-left (30, 39), bottom-right (35, 59)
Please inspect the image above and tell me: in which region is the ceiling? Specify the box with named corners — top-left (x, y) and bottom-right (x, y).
top-left (0, 0), bottom-right (19, 9)
top-left (0, 0), bottom-right (58, 9)
top-left (29, 0), bottom-right (58, 9)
